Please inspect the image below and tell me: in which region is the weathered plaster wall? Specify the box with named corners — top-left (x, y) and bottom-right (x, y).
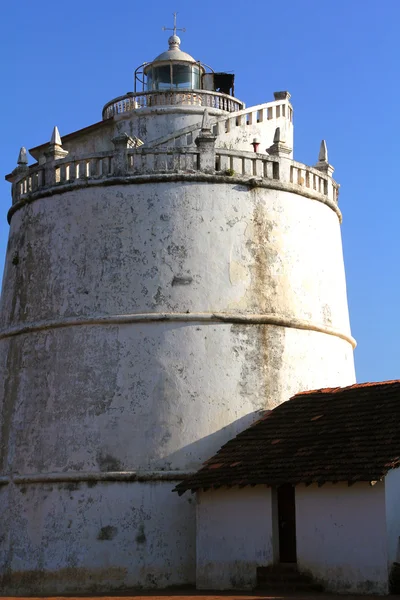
top-left (115, 107), bottom-right (223, 147)
top-left (0, 481), bottom-right (195, 595)
top-left (0, 177), bottom-right (355, 590)
top-left (61, 123), bottom-right (115, 157)
top-left (196, 487), bottom-right (273, 589)
top-left (0, 183), bottom-right (353, 334)
top-left (385, 468), bottom-right (400, 567)
top-left (37, 102), bottom-right (293, 164)
top-left (31, 108), bottom-right (221, 164)
top-left (0, 326), bottom-right (354, 477)
top-left (217, 108), bottom-right (293, 155)
top-left (296, 482), bottom-right (388, 594)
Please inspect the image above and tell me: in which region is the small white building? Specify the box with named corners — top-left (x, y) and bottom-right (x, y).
top-left (175, 381), bottom-right (400, 595)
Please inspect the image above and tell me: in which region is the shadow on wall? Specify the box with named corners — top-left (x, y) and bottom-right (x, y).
top-left (153, 409), bottom-right (266, 473)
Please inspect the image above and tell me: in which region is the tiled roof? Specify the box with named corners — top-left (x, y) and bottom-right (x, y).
top-left (174, 380), bottom-right (400, 495)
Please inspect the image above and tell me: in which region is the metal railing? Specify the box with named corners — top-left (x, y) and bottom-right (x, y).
top-left (102, 90), bottom-right (244, 119)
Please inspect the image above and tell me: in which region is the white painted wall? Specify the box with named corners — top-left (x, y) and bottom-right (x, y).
top-left (115, 107), bottom-right (225, 148)
top-left (196, 487), bottom-right (273, 589)
top-left (0, 78), bottom-right (355, 593)
top-left (0, 177), bottom-right (355, 591)
top-left (0, 183), bottom-right (354, 336)
top-left (33, 100), bottom-right (292, 163)
top-left (385, 468), bottom-right (400, 568)
top-left (296, 482), bottom-right (388, 594)
top-left (216, 101), bottom-right (293, 156)
top-left (0, 481), bottom-right (195, 594)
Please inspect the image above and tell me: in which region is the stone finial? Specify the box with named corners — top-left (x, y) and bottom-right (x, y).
top-left (318, 140), bottom-right (328, 163)
top-left (111, 133), bottom-right (131, 176)
top-left (111, 132), bottom-right (132, 148)
top-left (273, 127), bottom-right (283, 144)
top-left (17, 147), bottom-right (28, 166)
top-left (195, 110), bottom-right (217, 173)
top-left (5, 146), bottom-right (29, 184)
top-left (201, 109), bottom-right (211, 132)
top-left (314, 139), bottom-right (334, 175)
top-left (267, 127), bottom-right (291, 156)
top-left (50, 126), bottom-right (62, 146)
top-left (45, 125), bottom-right (68, 161)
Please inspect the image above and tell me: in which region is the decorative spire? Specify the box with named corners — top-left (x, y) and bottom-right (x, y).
top-left (6, 146), bottom-right (29, 184)
top-left (162, 12), bottom-right (186, 49)
top-left (273, 127), bottom-right (283, 144)
top-left (45, 126), bottom-right (68, 161)
top-left (50, 126), bottom-right (62, 146)
top-left (267, 127), bottom-right (291, 156)
top-left (318, 140), bottom-right (328, 163)
top-left (201, 109), bottom-right (211, 132)
top-left (17, 147), bottom-right (28, 166)
top-left (314, 139), bottom-right (334, 175)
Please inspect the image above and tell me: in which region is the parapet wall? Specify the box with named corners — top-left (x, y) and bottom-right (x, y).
top-left (7, 145), bottom-right (339, 223)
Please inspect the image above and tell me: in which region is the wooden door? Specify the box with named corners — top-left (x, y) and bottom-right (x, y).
top-left (277, 483), bottom-right (297, 563)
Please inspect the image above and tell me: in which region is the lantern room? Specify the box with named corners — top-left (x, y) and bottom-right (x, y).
top-left (134, 16), bottom-right (235, 97)
top-left (143, 35), bottom-right (203, 91)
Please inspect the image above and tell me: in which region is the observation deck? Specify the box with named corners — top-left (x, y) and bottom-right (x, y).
top-left (6, 138), bottom-right (340, 225)
top-left (102, 90), bottom-right (245, 120)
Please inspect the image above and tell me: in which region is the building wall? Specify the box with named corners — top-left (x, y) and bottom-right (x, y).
top-left (115, 107), bottom-right (223, 147)
top-left (216, 101), bottom-right (293, 155)
top-left (0, 182), bottom-right (355, 472)
top-left (385, 468), bottom-right (400, 568)
top-left (42, 100), bottom-right (293, 164)
top-left (32, 107), bottom-right (225, 164)
top-left (0, 481), bottom-right (195, 595)
top-left (196, 487), bottom-right (273, 589)
top-left (0, 173), bottom-right (354, 588)
top-left (0, 183), bottom-right (354, 335)
top-left (296, 482), bottom-right (388, 594)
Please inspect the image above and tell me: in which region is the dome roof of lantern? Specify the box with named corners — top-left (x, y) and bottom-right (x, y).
top-left (152, 35), bottom-right (197, 63)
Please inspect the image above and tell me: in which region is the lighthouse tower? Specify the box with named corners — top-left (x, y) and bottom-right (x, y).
top-left (0, 22), bottom-right (355, 595)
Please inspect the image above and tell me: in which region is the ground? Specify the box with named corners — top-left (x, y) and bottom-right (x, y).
top-left (2, 593), bottom-right (400, 600)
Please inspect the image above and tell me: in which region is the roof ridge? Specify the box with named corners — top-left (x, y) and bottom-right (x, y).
top-left (293, 379), bottom-right (400, 398)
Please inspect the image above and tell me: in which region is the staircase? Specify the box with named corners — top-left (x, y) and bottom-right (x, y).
top-left (146, 102), bottom-right (275, 150)
top-left (257, 563), bottom-right (324, 593)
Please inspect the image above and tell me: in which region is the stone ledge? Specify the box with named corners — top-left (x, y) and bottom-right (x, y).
top-left (7, 172), bottom-right (342, 224)
top-left (0, 470), bottom-right (194, 486)
top-left (0, 311), bottom-right (356, 347)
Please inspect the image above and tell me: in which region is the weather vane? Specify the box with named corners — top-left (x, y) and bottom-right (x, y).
top-left (162, 12), bottom-right (186, 37)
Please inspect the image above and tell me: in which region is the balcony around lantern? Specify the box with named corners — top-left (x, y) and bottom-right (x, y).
top-left (102, 89), bottom-right (245, 120)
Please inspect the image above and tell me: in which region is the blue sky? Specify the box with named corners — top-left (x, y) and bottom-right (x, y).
top-left (0, 0), bottom-right (399, 383)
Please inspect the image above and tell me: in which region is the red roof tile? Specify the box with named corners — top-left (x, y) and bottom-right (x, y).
top-left (174, 380), bottom-right (400, 495)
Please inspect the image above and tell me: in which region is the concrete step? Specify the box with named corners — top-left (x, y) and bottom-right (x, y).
top-left (257, 581), bottom-right (324, 593)
top-left (256, 565), bottom-right (324, 592)
top-left (258, 572), bottom-right (313, 582)
top-left (258, 562), bottom-right (298, 572)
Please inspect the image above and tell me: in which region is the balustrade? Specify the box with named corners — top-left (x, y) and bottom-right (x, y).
top-left (11, 148), bottom-right (337, 210)
top-left (102, 90), bottom-right (244, 120)
top-left (150, 99), bottom-right (294, 151)
top-left (290, 164), bottom-right (329, 196)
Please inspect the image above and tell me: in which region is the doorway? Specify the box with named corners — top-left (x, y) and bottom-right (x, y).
top-left (277, 483), bottom-right (297, 563)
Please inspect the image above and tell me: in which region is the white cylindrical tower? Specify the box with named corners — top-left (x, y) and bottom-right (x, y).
top-left (0, 35), bottom-right (355, 594)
